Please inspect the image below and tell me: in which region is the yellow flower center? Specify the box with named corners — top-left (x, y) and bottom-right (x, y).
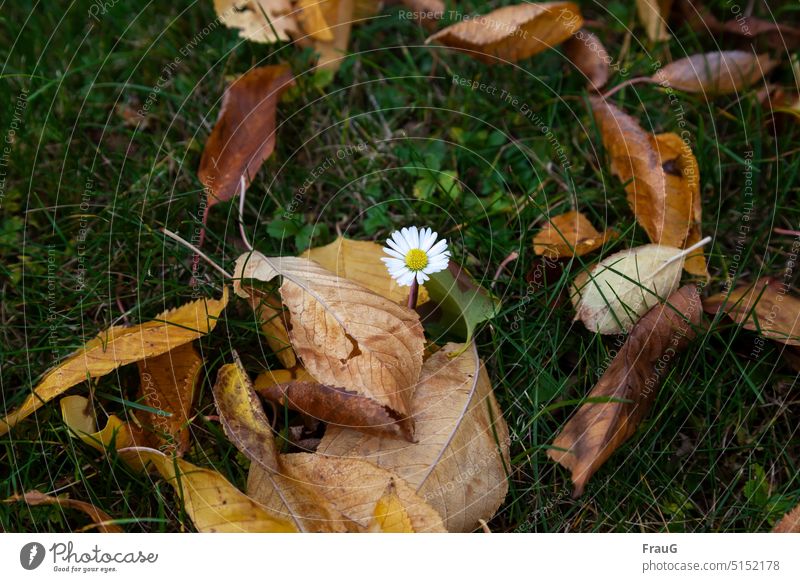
top-left (404, 248), bottom-right (428, 271)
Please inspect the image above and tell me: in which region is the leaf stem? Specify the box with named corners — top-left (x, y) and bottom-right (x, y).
top-left (407, 279), bottom-right (419, 310)
top-left (161, 227), bottom-right (232, 279)
top-left (238, 175), bottom-right (254, 252)
top-left (601, 76), bottom-right (657, 99)
top-left (657, 236), bottom-right (713, 273)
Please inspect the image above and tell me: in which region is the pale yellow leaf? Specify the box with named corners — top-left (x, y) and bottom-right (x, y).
top-left (214, 0), bottom-right (299, 43)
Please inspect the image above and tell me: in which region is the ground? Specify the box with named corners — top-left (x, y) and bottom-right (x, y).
top-left (1, 0), bottom-right (798, 532)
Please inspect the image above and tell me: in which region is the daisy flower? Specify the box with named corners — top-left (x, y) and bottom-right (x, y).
top-left (381, 226), bottom-right (450, 287)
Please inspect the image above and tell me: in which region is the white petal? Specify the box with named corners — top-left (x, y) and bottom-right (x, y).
top-left (397, 270), bottom-right (416, 287)
top-left (389, 231), bottom-right (410, 254)
top-left (406, 226), bottom-right (420, 249)
top-left (383, 247), bottom-right (405, 260)
top-left (421, 229), bottom-right (438, 252)
top-left (382, 258), bottom-right (405, 270)
top-left (416, 271), bottom-right (430, 284)
top-left (428, 239), bottom-right (448, 257)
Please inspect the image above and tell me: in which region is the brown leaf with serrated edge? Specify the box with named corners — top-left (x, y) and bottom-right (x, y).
top-left (247, 292), bottom-right (296, 368)
top-left (533, 211), bottom-right (617, 258)
top-left (198, 66), bottom-right (294, 236)
top-left (119, 447), bottom-right (297, 532)
top-left (635, 0), bottom-right (673, 42)
top-left (214, 0), bottom-right (299, 43)
top-left (5, 491), bottom-right (122, 533)
top-left (303, 236), bottom-right (429, 306)
top-left (652, 51), bottom-right (776, 95)
top-left (774, 502), bottom-right (800, 532)
top-left (551, 285), bottom-right (702, 496)
top-left (136, 343), bottom-right (203, 455)
top-left (704, 277), bottom-right (800, 346)
top-left (565, 30), bottom-right (610, 90)
top-left (318, 342), bottom-right (510, 532)
top-left (234, 252), bottom-right (425, 439)
top-left (0, 288), bottom-right (228, 436)
top-left (426, 3), bottom-right (583, 64)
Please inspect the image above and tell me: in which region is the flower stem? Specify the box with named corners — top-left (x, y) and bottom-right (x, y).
top-left (407, 279), bottom-right (419, 310)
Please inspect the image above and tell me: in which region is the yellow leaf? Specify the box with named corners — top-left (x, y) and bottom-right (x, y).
top-left (297, 0), bottom-right (335, 41)
top-left (635, 0), bottom-right (673, 42)
top-left (119, 447), bottom-right (297, 533)
top-left (368, 481), bottom-right (415, 532)
top-left (214, 0), bottom-right (298, 43)
top-left (247, 293), bottom-right (297, 368)
top-left (60, 395), bottom-right (143, 452)
top-left (0, 289), bottom-right (228, 436)
top-left (533, 211), bottom-right (617, 258)
top-left (312, 0), bottom-right (355, 72)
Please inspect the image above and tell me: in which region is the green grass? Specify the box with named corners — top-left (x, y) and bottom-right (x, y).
top-left (1, 0), bottom-right (799, 532)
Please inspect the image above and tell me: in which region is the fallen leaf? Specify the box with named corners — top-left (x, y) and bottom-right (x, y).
top-left (297, 0), bottom-right (335, 41)
top-left (234, 252), bottom-right (425, 438)
top-left (119, 447), bottom-right (297, 532)
top-left (773, 502), bottom-right (800, 532)
top-left (426, 2), bottom-right (583, 64)
top-left (571, 244), bottom-right (691, 334)
top-left (565, 30), bottom-right (610, 90)
top-left (61, 395), bottom-right (145, 452)
top-left (368, 480), bottom-right (415, 532)
top-left (550, 285), bottom-right (702, 496)
top-left (533, 210), bottom-right (617, 258)
top-left (136, 343), bottom-right (203, 455)
top-left (704, 277), bottom-right (800, 345)
top-left (0, 289), bottom-right (228, 436)
top-left (318, 342), bottom-right (510, 532)
top-left (198, 66), bottom-right (294, 236)
top-left (354, 0), bottom-right (384, 20)
top-left (422, 261), bottom-right (499, 344)
top-left (400, 0), bottom-right (444, 30)
top-left (247, 292), bottom-right (297, 368)
top-left (635, 0), bottom-right (673, 42)
top-left (652, 51), bottom-right (776, 95)
top-left (214, 0), bottom-right (298, 43)
top-left (312, 0), bottom-right (355, 72)
top-left (303, 236), bottom-right (430, 306)
top-left (5, 491), bottom-right (122, 533)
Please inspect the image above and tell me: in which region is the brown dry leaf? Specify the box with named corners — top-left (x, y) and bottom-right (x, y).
top-left (214, 0), bottom-right (299, 43)
top-left (136, 343), bottom-right (203, 455)
top-left (565, 30), bottom-right (610, 90)
top-left (773, 502), bottom-right (800, 533)
top-left (704, 277), bottom-right (800, 346)
top-left (5, 491), bottom-right (122, 533)
top-left (303, 236), bottom-right (429, 305)
top-left (297, 0), bottom-right (335, 41)
top-left (61, 395), bottom-right (146, 452)
top-left (635, 0), bottom-right (673, 42)
top-left (550, 285), bottom-right (702, 496)
top-left (318, 342), bottom-right (510, 532)
top-left (0, 288), bottom-right (228, 436)
top-left (234, 252), bottom-right (425, 439)
top-left (533, 210), bottom-right (617, 258)
top-left (426, 2), bottom-right (583, 64)
top-left (368, 480), bottom-right (415, 532)
top-left (651, 133), bottom-right (707, 277)
top-left (312, 0), bottom-right (355, 72)
top-left (652, 51), bottom-right (777, 95)
top-left (247, 292), bottom-right (297, 368)
top-left (198, 66), bottom-right (294, 235)
top-left (119, 447), bottom-right (297, 532)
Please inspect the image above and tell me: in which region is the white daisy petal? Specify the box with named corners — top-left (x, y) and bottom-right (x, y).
top-left (421, 230), bottom-right (438, 252)
top-left (383, 258), bottom-right (405, 270)
top-left (398, 270), bottom-right (416, 287)
top-left (428, 239), bottom-right (448, 257)
top-left (390, 231), bottom-right (410, 253)
top-left (383, 247), bottom-right (405, 260)
top-left (416, 271), bottom-right (430, 284)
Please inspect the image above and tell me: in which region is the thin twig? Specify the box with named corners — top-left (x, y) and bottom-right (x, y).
top-left (161, 227), bottom-right (232, 279)
top-left (601, 76), bottom-right (656, 100)
top-left (238, 175), bottom-right (253, 252)
top-left (774, 228), bottom-right (800, 237)
top-left (491, 251), bottom-right (519, 288)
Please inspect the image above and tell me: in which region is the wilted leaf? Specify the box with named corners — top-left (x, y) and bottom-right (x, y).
top-left (5, 491), bottom-right (122, 533)
top-left (368, 480), bottom-right (415, 532)
top-left (303, 236), bottom-right (429, 305)
top-left (550, 285), bottom-right (702, 496)
top-left (704, 277), bottom-right (800, 345)
top-left (0, 289), bottom-right (228, 436)
top-left (119, 447), bottom-right (297, 532)
top-left (565, 30), bottom-right (610, 90)
top-left (571, 244), bottom-right (693, 334)
top-left (426, 2), bottom-right (583, 64)
top-left (198, 66), bottom-right (294, 235)
top-left (318, 342), bottom-right (510, 532)
top-left (652, 51), bottom-right (776, 95)
top-left (136, 343), bottom-right (203, 455)
top-left (422, 261), bottom-right (499, 344)
top-left (773, 502), bottom-right (800, 533)
top-left (533, 210), bottom-right (617, 258)
top-left (214, 0), bottom-right (298, 43)
top-left (635, 0), bottom-right (673, 42)
top-left (61, 395), bottom-right (145, 452)
top-left (234, 252), bottom-right (425, 437)
top-left (247, 293), bottom-right (297, 368)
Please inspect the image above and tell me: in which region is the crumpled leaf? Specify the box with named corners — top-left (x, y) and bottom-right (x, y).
top-left (571, 244), bottom-right (689, 334)
top-left (61, 395), bottom-right (145, 452)
top-left (136, 343), bottom-right (203, 455)
top-left (0, 288), bottom-right (228, 436)
top-left (652, 51), bottom-right (776, 95)
top-left (247, 292), bottom-right (297, 368)
top-left (550, 285), bottom-right (702, 496)
top-left (214, 0), bottom-right (298, 43)
top-left (119, 447), bottom-right (297, 532)
top-left (303, 236), bottom-right (429, 306)
top-left (234, 252), bottom-right (425, 438)
top-left (565, 30), bottom-right (610, 90)
top-left (210, 359), bottom-right (444, 531)
top-left (704, 277), bottom-right (800, 346)
top-left (5, 490), bottom-right (123, 533)
top-left (426, 2), bottom-right (583, 64)
top-left (533, 210), bottom-right (617, 258)
top-left (198, 66), bottom-right (294, 236)
top-left (422, 261), bottom-right (499, 344)
top-left (318, 342), bottom-right (510, 532)
top-left (774, 502), bottom-right (800, 533)
top-left (635, 0), bottom-right (673, 42)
